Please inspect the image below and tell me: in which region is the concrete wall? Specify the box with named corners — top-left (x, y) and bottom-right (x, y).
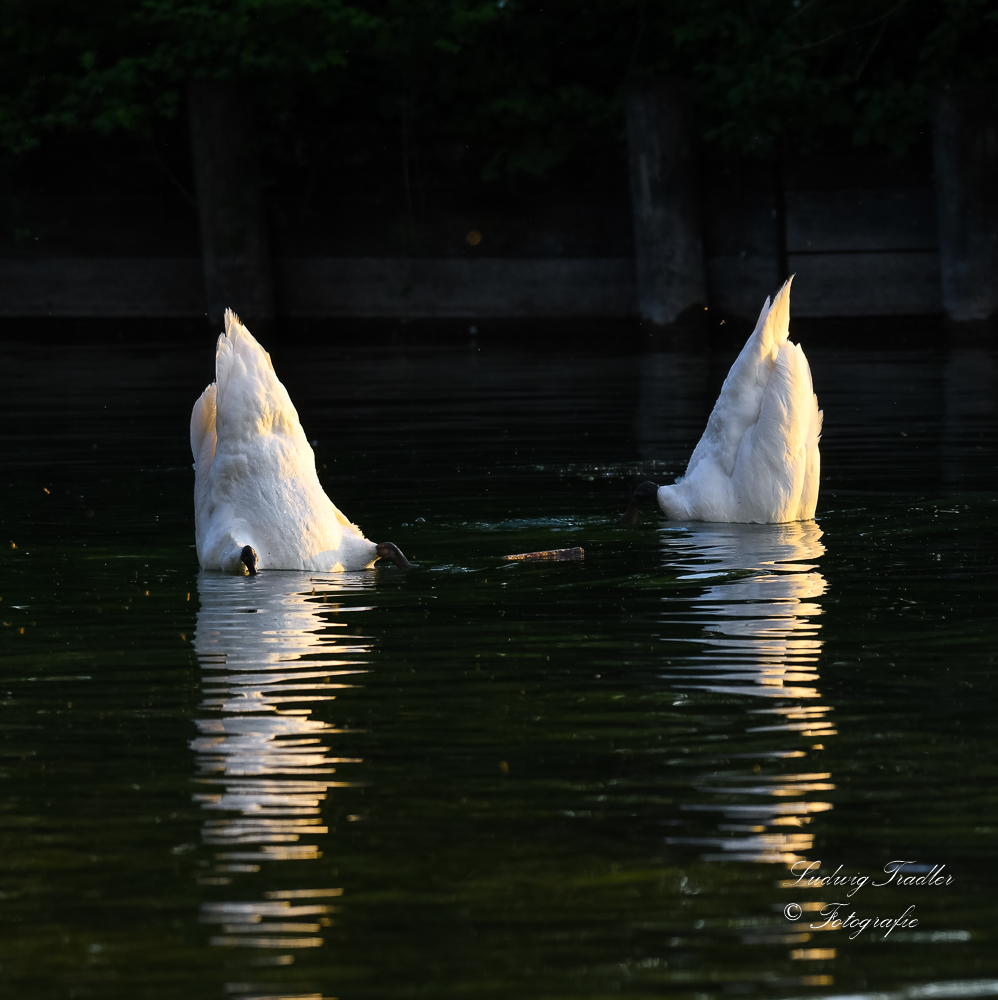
top-left (0, 167), bottom-right (954, 320)
top-left (787, 187), bottom-right (940, 316)
top-left (0, 258), bottom-right (205, 317)
top-left (0, 257), bottom-right (636, 319)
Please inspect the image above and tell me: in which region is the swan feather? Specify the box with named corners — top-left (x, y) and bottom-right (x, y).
top-left (657, 277), bottom-right (822, 523)
top-left (192, 309), bottom-right (378, 572)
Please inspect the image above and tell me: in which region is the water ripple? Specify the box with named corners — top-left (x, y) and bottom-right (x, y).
top-left (658, 521), bottom-right (834, 864)
top-left (192, 572), bottom-right (374, 995)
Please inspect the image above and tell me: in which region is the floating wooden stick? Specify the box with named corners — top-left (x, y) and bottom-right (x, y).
top-left (502, 547), bottom-right (584, 562)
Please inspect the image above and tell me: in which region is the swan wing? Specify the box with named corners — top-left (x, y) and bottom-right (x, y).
top-left (685, 277), bottom-right (793, 479)
top-left (733, 339), bottom-right (821, 521)
top-left (796, 359), bottom-right (822, 521)
top-left (190, 382), bottom-right (217, 466)
top-left (191, 383), bottom-right (218, 564)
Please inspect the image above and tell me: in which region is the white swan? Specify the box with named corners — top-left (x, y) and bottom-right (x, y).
top-left (624, 278), bottom-right (821, 524)
top-left (191, 309), bottom-right (410, 573)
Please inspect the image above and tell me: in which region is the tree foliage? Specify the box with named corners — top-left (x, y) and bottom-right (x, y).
top-left (1, 0), bottom-right (995, 170)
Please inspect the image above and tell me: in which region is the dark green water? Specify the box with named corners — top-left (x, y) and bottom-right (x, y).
top-left (2, 330), bottom-right (997, 1000)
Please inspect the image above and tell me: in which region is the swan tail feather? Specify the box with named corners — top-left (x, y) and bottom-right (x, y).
top-left (759, 276), bottom-right (793, 357)
top-left (685, 277), bottom-right (795, 479)
top-left (214, 307), bottom-right (303, 442)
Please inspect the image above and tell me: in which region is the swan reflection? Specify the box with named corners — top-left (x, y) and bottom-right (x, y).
top-left (659, 522), bottom-right (834, 864)
top-left (192, 571), bottom-right (374, 990)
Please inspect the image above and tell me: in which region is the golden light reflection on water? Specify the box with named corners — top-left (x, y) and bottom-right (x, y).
top-left (193, 572), bottom-right (374, 996)
top-left (660, 522), bottom-right (834, 865)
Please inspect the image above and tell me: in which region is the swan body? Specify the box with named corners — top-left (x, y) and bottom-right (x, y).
top-left (632, 278), bottom-right (821, 524)
top-left (191, 310), bottom-right (391, 573)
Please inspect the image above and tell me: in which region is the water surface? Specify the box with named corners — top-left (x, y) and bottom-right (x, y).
top-left (2, 329), bottom-right (997, 999)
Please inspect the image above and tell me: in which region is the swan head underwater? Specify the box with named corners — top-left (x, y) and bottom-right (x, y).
top-left (191, 309), bottom-right (411, 574)
top-left (623, 277), bottom-right (822, 525)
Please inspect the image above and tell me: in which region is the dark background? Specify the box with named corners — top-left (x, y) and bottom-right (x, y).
top-left (1, 0), bottom-right (996, 331)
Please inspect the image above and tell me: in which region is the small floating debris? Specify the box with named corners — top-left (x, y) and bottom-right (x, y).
top-left (501, 547), bottom-right (584, 563)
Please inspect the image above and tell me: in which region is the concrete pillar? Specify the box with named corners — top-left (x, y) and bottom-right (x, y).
top-left (626, 82), bottom-right (707, 325)
top-left (933, 85), bottom-right (998, 321)
top-left (187, 80), bottom-right (275, 326)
